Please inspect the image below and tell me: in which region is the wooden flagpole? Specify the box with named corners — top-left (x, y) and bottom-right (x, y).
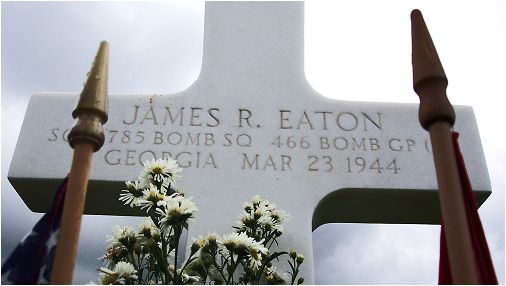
top-left (410, 10), bottom-right (479, 284)
top-left (50, 41), bottom-right (109, 284)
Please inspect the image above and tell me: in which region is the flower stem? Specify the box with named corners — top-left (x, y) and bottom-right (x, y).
top-left (180, 251), bottom-right (197, 273)
top-left (290, 257), bottom-right (301, 285)
top-left (136, 253), bottom-right (144, 284)
top-left (226, 252), bottom-right (241, 284)
top-left (173, 225), bottom-right (182, 283)
top-left (129, 250), bottom-right (139, 282)
top-left (211, 256), bottom-right (228, 283)
top-left (149, 239), bottom-right (170, 283)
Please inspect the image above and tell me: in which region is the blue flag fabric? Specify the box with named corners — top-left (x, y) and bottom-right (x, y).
top-left (1, 176), bottom-right (69, 284)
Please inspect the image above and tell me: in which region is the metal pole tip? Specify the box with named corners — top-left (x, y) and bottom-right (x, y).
top-left (410, 9), bottom-right (455, 130)
top-left (68, 41), bottom-right (109, 151)
top-left (411, 9), bottom-right (447, 89)
top-left (410, 9), bottom-right (422, 20)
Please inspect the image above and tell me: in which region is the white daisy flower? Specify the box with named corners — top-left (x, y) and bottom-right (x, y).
top-left (257, 201), bottom-right (276, 217)
top-left (243, 201), bottom-right (254, 211)
top-left (137, 217), bottom-right (156, 232)
top-left (155, 191), bottom-right (183, 207)
top-left (99, 241), bottom-right (128, 263)
top-left (156, 195), bottom-right (198, 227)
top-left (113, 261), bottom-right (138, 279)
top-left (249, 237), bottom-right (268, 257)
top-left (270, 208), bottom-right (289, 224)
top-left (99, 267), bottom-right (124, 285)
top-left (192, 232), bottom-right (220, 251)
top-left (221, 232), bottom-right (243, 249)
top-left (239, 209), bottom-right (256, 227)
top-left (248, 254), bottom-right (263, 269)
top-left (107, 226), bottom-right (137, 249)
top-left (98, 262), bottom-right (138, 285)
top-left (257, 214), bottom-right (275, 227)
top-left (137, 217), bottom-right (159, 240)
top-left (251, 195), bottom-right (262, 205)
top-left (136, 184), bottom-right (168, 212)
top-left (119, 181), bottom-right (144, 207)
top-left (221, 232), bottom-right (267, 259)
top-left (139, 158), bottom-right (182, 187)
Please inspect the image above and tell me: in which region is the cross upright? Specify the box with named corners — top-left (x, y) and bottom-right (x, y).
top-left (9, 2), bottom-right (492, 283)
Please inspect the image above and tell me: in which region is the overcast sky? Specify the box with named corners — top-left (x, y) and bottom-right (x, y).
top-left (1, 1), bottom-right (504, 284)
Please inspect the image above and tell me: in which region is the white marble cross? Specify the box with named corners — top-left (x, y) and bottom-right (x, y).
top-left (9, 2), bottom-right (491, 283)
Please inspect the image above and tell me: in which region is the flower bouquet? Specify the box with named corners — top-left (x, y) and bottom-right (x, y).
top-left (96, 158), bottom-right (304, 285)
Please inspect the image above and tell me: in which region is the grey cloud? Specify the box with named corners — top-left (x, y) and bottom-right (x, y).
top-left (314, 224), bottom-right (440, 284)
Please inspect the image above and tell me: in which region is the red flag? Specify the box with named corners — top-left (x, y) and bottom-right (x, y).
top-left (438, 132), bottom-right (497, 284)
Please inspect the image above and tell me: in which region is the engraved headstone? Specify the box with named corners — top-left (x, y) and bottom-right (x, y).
top-left (8, 2), bottom-right (491, 283)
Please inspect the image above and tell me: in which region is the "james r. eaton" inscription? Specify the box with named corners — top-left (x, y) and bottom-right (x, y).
top-left (119, 105), bottom-right (382, 131)
top-left (47, 104), bottom-right (428, 174)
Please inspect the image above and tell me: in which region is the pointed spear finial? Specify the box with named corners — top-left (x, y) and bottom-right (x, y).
top-left (51, 41), bottom-right (110, 284)
top-left (411, 11), bottom-right (483, 284)
top-left (68, 41), bottom-right (109, 151)
top-left (411, 9), bottom-right (455, 130)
